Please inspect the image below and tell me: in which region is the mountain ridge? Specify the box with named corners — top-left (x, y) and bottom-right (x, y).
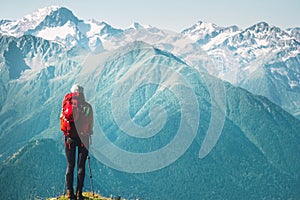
top-left (1, 41), bottom-right (300, 199)
top-left (0, 7), bottom-right (300, 199)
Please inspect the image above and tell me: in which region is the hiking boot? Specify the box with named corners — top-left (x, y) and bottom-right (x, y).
top-left (67, 189), bottom-right (76, 200)
top-left (76, 189), bottom-right (84, 200)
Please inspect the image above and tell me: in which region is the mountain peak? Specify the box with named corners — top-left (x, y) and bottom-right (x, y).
top-left (196, 20), bottom-right (218, 27)
top-left (0, 6), bottom-right (79, 37)
top-left (85, 19), bottom-right (123, 39)
top-left (9, 6), bottom-right (62, 35)
top-left (286, 27), bottom-right (300, 42)
top-left (181, 20), bottom-right (223, 43)
top-left (129, 22), bottom-right (151, 30)
top-left (247, 21), bottom-right (270, 31)
top-left (22, 6), bottom-right (61, 20)
top-left (20, 6), bottom-right (63, 26)
top-left (182, 20), bottom-right (220, 34)
top-left (244, 21), bottom-right (292, 42)
top-left (38, 6), bottom-right (80, 27)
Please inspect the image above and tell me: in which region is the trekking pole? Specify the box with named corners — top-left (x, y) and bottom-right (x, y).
top-left (87, 155), bottom-right (94, 196)
top-left (63, 178), bottom-right (67, 196)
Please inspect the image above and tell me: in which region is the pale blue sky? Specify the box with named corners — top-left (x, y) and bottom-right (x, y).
top-left (1, 0), bottom-right (299, 32)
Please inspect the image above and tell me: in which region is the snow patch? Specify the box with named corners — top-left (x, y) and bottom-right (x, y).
top-left (84, 20), bottom-right (106, 37)
top-left (128, 22), bottom-right (151, 30)
top-left (202, 30), bottom-right (241, 51)
top-left (0, 6), bottom-right (60, 37)
top-left (182, 21), bottom-right (220, 42)
top-left (36, 21), bottom-right (76, 41)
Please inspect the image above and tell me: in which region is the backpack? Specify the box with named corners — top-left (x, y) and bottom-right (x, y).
top-left (60, 92), bottom-right (91, 136)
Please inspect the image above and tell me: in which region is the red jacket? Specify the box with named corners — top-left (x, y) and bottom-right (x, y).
top-left (60, 92), bottom-right (93, 138)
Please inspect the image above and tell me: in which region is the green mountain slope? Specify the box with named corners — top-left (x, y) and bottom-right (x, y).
top-left (0, 42), bottom-right (299, 199)
top-left (0, 139), bottom-right (65, 199)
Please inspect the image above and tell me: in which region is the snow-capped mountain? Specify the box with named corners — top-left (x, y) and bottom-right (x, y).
top-left (181, 20), bottom-right (240, 45)
top-left (0, 6), bottom-right (86, 48)
top-left (177, 21), bottom-right (300, 117)
top-left (196, 22), bottom-right (299, 80)
top-left (198, 22), bottom-right (300, 117)
top-left (287, 27), bottom-right (300, 42)
top-left (0, 6), bottom-right (62, 37)
top-left (0, 6), bottom-right (300, 199)
top-left (0, 6), bottom-right (122, 52)
top-left (1, 6), bottom-right (299, 118)
top-left (127, 22), bottom-right (152, 30)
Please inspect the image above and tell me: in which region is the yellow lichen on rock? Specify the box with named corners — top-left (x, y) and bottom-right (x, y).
top-left (47, 192), bottom-right (111, 200)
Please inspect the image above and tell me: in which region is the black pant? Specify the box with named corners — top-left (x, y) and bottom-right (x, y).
top-left (65, 137), bottom-right (88, 191)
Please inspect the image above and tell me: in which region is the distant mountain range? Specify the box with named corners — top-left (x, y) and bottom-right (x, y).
top-left (0, 6), bottom-right (299, 199)
top-left (1, 6), bottom-right (299, 118)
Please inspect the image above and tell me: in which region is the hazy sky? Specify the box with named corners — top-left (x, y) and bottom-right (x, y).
top-left (1, 0), bottom-right (299, 32)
